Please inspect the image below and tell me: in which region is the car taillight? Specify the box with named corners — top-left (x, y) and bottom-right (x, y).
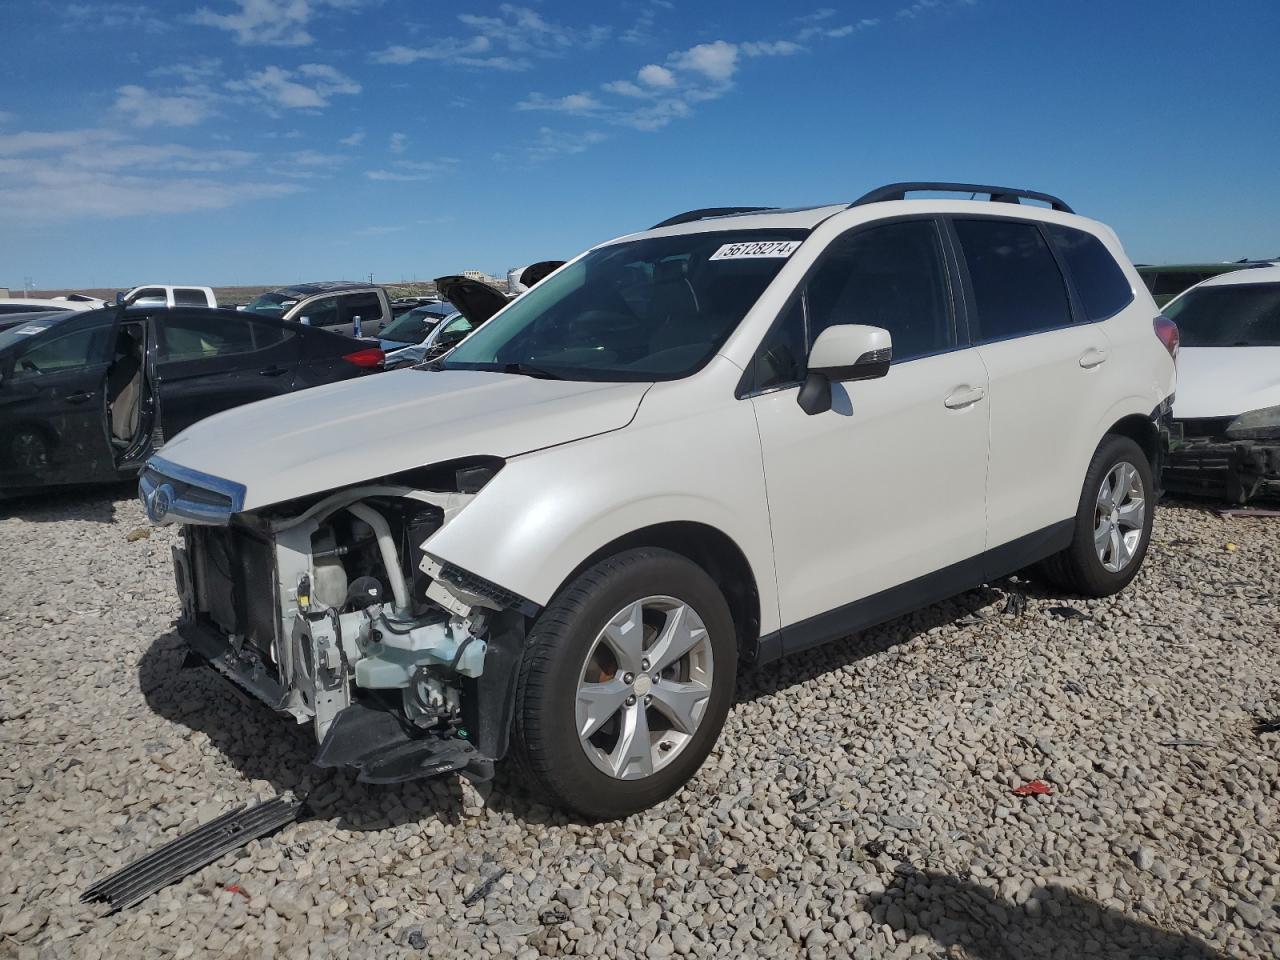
top-left (1153, 316), bottom-right (1179, 362)
top-left (342, 347), bottom-right (384, 369)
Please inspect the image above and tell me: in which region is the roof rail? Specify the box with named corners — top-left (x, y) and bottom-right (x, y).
top-left (851, 182), bottom-right (1074, 214)
top-left (650, 206), bottom-right (777, 229)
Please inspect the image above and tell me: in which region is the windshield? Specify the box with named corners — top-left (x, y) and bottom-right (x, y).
top-left (1165, 283), bottom-right (1280, 346)
top-left (442, 230), bottom-right (807, 381)
top-left (244, 291), bottom-right (299, 316)
top-left (380, 305), bottom-right (448, 342)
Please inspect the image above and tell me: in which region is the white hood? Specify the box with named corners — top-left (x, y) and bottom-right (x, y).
top-left (159, 369), bottom-right (651, 510)
top-left (1173, 347), bottom-right (1280, 420)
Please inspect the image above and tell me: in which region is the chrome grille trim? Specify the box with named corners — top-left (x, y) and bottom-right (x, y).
top-left (139, 457), bottom-right (246, 526)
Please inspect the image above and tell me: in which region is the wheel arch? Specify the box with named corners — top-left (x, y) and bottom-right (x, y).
top-left (551, 521), bottom-right (763, 664)
top-left (1103, 412), bottom-right (1160, 468)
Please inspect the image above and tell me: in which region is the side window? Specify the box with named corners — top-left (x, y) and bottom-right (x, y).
top-left (130, 287), bottom-right (167, 305)
top-left (339, 293), bottom-right (382, 327)
top-left (160, 315), bottom-right (289, 362)
top-left (11, 324), bottom-right (112, 380)
top-left (299, 296), bottom-right (339, 328)
top-left (1047, 225), bottom-right (1133, 321)
top-left (173, 288), bottom-right (208, 307)
top-left (954, 219), bottom-right (1073, 341)
top-left (752, 219), bottom-right (954, 391)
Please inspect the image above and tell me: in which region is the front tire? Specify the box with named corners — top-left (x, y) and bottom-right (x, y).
top-left (510, 548), bottom-right (737, 819)
top-left (1039, 434), bottom-right (1154, 597)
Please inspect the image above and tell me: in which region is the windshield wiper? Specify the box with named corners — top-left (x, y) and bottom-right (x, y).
top-left (500, 362), bottom-right (564, 380)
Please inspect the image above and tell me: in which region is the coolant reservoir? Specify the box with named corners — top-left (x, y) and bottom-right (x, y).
top-left (313, 558), bottom-right (348, 609)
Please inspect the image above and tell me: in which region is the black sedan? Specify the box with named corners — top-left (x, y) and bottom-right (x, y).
top-left (0, 306), bottom-right (383, 493)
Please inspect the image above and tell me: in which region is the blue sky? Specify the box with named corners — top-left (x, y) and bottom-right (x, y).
top-left (1, 0), bottom-right (1277, 289)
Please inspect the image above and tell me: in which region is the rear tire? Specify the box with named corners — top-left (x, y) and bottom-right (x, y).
top-left (510, 548), bottom-right (737, 819)
top-left (1039, 435), bottom-right (1154, 597)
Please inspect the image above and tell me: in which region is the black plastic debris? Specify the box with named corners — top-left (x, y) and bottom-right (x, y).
top-left (81, 794), bottom-right (303, 913)
top-left (1255, 717), bottom-right (1280, 735)
top-left (462, 868), bottom-right (508, 906)
top-left (1003, 592), bottom-right (1028, 616)
top-left (1047, 605), bottom-right (1092, 620)
top-left (540, 905), bottom-right (570, 925)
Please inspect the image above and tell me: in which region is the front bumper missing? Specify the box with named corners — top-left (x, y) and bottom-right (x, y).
top-left (1164, 429), bottom-right (1280, 503)
top-left (176, 614), bottom-right (495, 784)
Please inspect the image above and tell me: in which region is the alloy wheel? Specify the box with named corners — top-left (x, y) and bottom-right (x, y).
top-left (1093, 461), bottom-right (1146, 573)
top-left (575, 596), bottom-right (715, 780)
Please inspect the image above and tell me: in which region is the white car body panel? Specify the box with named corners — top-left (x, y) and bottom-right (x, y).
top-left (751, 348), bottom-right (989, 628)
top-left (1174, 348), bottom-right (1280, 419)
top-left (424, 356), bottom-right (780, 629)
top-left (159, 369), bottom-right (650, 510)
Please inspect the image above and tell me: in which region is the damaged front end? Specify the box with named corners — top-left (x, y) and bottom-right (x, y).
top-left (140, 457), bottom-right (535, 783)
top-left (1165, 416), bottom-right (1280, 503)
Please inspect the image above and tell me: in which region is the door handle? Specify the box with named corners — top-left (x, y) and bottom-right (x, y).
top-left (258, 366), bottom-right (288, 377)
top-left (1079, 347), bottom-right (1109, 369)
top-left (944, 385), bottom-right (986, 409)
top-left (66, 390), bottom-right (95, 404)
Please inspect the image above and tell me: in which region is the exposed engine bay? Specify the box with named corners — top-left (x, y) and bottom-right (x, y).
top-left (170, 460), bottom-right (534, 783)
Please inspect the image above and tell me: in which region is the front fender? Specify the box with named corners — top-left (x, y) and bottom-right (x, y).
top-left (423, 388), bottom-right (781, 635)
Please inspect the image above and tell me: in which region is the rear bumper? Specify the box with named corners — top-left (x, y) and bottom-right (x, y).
top-left (1164, 425), bottom-right (1280, 502)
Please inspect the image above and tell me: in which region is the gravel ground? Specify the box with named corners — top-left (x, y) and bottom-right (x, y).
top-left (1, 487), bottom-right (1277, 960)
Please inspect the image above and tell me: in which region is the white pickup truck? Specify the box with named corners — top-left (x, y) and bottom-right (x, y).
top-left (123, 285), bottom-right (218, 308)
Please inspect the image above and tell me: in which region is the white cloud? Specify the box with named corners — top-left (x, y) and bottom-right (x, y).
top-left (502, 127), bottom-right (608, 164)
top-left (740, 40), bottom-right (803, 57)
top-left (389, 132), bottom-right (407, 153)
top-left (667, 40), bottom-right (740, 83)
top-left (114, 84), bottom-right (218, 128)
top-left (373, 5), bottom-right (608, 71)
top-left (340, 129), bottom-right (365, 146)
top-left (66, 3), bottom-right (170, 34)
top-left (517, 92), bottom-right (603, 115)
top-left (191, 0), bottom-right (364, 47)
top-left (365, 159), bottom-right (456, 182)
top-left (0, 128), bottom-right (300, 220)
top-left (226, 64), bottom-right (361, 110)
top-left (637, 64), bottom-right (676, 88)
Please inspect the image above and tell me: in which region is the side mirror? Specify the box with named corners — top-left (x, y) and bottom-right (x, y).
top-left (797, 324), bottom-right (892, 416)
top-left (115, 292), bottom-right (126, 305)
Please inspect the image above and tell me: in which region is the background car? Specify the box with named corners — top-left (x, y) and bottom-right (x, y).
top-left (1162, 265), bottom-right (1280, 501)
top-left (377, 301), bottom-right (457, 351)
top-left (379, 268), bottom-right (567, 369)
top-left (243, 281), bottom-right (392, 338)
top-left (0, 298), bottom-right (95, 316)
top-left (122, 285), bottom-right (218, 308)
top-left (1137, 260), bottom-right (1278, 307)
top-left (0, 306), bottom-right (383, 493)
top-left (390, 296), bottom-right (441, 316)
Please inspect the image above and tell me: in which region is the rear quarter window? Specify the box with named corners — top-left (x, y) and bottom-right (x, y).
top-left (953, 218), bottom-right (1074, 341)
top-left (1046, 224), bottom-right (1134, 321)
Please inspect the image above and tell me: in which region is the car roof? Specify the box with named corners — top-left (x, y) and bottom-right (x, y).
top-left (1196, 264), bottom-right (1280, 287)
top-left (274, 281), bottom-right (379, 297)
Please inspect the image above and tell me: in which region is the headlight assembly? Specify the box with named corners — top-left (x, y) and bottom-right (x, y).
top-left (1225, 404), bottom-right (1280, 440)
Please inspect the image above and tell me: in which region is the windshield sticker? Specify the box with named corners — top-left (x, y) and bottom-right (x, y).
top-left (709, 240), bottom-right (802, 261)
top-left (11, 325), bottom-right (45, 336)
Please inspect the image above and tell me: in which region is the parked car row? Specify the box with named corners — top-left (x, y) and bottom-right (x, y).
top-left (135, 182), bottom-right (1182, 818)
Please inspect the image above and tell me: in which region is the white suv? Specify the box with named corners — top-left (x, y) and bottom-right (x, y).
top-left (140, 183), bottom-right (1176, 818)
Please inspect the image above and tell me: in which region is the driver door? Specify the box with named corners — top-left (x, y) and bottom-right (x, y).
top-left (746, 217), bottom-right (990, 653)
top-left (0, 316), bottom-right (119, 486)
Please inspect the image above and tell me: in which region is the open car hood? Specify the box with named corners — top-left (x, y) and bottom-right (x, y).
top-left (157, 370), bottom-right (651, 511)
top-left (435, 276), bottom-right (511, 327)
top-left (1174, 347), bottom-right (1280, 420)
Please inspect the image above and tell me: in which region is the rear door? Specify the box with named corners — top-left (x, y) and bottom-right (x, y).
top-left (337, 291), bottom-right (385, 338)
top-left (0, 314), bottom-right (118, 486)
top-left (153, 310), bottom-right (300, 438)
top-left (951, 216), bottom-right (1117, 550)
